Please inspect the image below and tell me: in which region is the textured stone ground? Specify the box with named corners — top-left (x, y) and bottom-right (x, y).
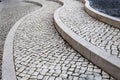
top-left (14, 0), bottom-right (115, 80)
top-left (0, 1), bottom-right (41, 79)
top-left (59, 0), bottom-right (120, 58)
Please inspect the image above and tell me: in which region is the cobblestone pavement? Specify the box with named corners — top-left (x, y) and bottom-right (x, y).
top-left (14, 0), bottom-right (115, 80)
top-left (0, 1), bottom-right (41, 79)
top-left (59, 0), bottom-right (120, 58)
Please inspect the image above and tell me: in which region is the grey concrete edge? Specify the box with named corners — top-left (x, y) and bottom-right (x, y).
top-left (46, 0), bottom-right (63, 5)
top-left (82, 0), bottom-right (120, 29)
top-left (53, 2), bottom-right (120, 79)
top-left (2, 1), bottom-right (43, 80)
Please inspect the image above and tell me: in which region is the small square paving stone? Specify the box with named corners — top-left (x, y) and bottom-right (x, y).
top-left (32, 71), bottom-right (39, 76)
top-left (62, 66), bottom-right (69, 70)
top-left (73, 76), bottom-right (79, 80)
top-left (86, 75), bottom-right (94, 80)
top-left (19, 73), bottom-right (31, 78)
top-left (102, 74), bottom-right (110, 79)
top-left (49, 77), bottom-right (55, 80)
top-left (55, 70), bottom-right (61, 74)
top-left (37, 75), bottom-right (43, 80)
top-left (40, 69), bottom-right (48, 75)
top-left (69, 68), bottom-right (75, 71)
top-left (72, 73), bottom-right (80, 76)
top-left (55, 77), bottom-right (62, 80)
top-left (95, 76), bottom-right (102, 80)
top-left (71, 65), bottom-right (76, 68)
top-left (80, 69), bottom-right (86, 74)
top-left (62, 70), bottom-right (67, 74)
top-left (20, 77), bottom-right (29, 80)
top-left (75, 68), bottom-right (80, 72)
top-left (93, 69), bottom-right (101, 73)
top-left (68, 75), bottom-right (73, 80)
top-left (80, 74), bottom-right (87, 78)
top-left (67, 71), bottom-right (73, 75)
top-left (49, 69), bottom-right (55, 74)
top-left (28, 68), bottom-right (36, 74)
top-left (54, 66), bottom-right (61, 69)
top-left (36, 64), bottom-right (43, 68)
top-left (52, 73), bottom-right (59, 77)
top-left (18, 66), bottom-right (25, 72)
top-left (60, 74), bottom-right (68, 78)
top-left (30, 75), bottom-right (37, 79)
top-left (76, 62), bottom-right (82, 66)
top-left (43, 76), bottom-right (50, 80)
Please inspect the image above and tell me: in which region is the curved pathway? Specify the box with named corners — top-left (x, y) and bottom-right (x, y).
top-left (0, 1), bottom-right (41, 79)
top-left (59, 0), bottom-right (120, 58)
top-left (12, 0), bottom-right (114, 80)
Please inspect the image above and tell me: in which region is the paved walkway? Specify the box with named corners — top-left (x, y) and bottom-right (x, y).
top-left (59, 0), bottom-right (120, 58)
top-left (0, 0), bottom-right (41, 79)
top-left (13, 0), bottom-right (115, 80)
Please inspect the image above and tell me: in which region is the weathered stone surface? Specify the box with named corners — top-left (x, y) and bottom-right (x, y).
top-left (59, 0), bottom-right (120, 58)
top-left (13, 0), bottom-right (115, 80)
top-left (0, 1), bottom-right (41, 79)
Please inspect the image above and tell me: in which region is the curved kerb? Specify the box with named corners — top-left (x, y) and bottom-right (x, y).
top-left (2, 1), bottom-right (43, 80)
top-left (54, 2), bottom-right (120, 80)
top-left (82, 0), bottom-right (120, 29)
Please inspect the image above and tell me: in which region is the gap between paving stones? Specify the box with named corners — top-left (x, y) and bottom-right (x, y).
top-left (54, 0), bottom-right (120, 79)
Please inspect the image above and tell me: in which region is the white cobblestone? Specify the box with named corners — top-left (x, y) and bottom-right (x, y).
top-left (13, 0), bottom-right (115, 80)
top-left (59, 0), bottom-right (120, 58)
top-left (0, 1), bottom-right (41, 79)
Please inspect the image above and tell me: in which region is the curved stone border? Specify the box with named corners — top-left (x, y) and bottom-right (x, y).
top-left (54, 2), bottom-right (120, 80)
top-left (81, 0), bottom-right (120, 29)
top-left (2, 1), bottom-right (43, 80)
top-left (47, 0), bottom-right (63, 5)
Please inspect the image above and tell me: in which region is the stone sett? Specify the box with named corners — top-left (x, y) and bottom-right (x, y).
top-left (59, 0), bottom-right (120, 58)
top-left (13, 0), bottom-right (115, 80)
top-left (0, 1), bottom-right (41, 79)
